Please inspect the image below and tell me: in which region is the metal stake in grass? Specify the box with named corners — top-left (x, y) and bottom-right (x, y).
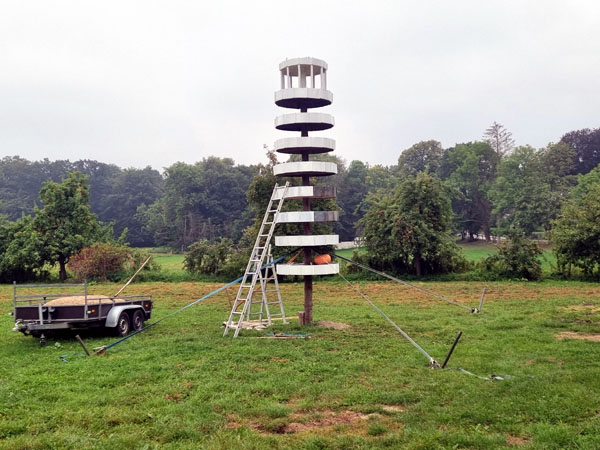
top-left (441, 331), bottom-right (462, 368)
top-left (475, 287), bottom-right (487, 314)
top-left (75, 334), bottom-right (91, 356)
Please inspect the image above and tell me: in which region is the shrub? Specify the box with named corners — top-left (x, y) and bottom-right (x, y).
top-left (479, 234), bottom-right (542, 280)
top-left (67, 243), bottom-right (157, 282)
top-left (184, 238), bottom-right (247, 278)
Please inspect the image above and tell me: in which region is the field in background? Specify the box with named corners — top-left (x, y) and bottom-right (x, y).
top-left (148, 241), bottom-right (504, 270)
top-left (1, 279), bottom-right (599, 448)
top-left (40, 240), bottom-right (556, 282)
top-left (152, 253), bottom-right (186, 277)
top-left (458, 240), bottom-right (557, 272)
top-left (303, 240), bottom-right (557, 276)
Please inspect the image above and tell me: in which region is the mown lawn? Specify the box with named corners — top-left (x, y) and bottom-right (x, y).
top-left (1, 279), bottom-right (600, 449)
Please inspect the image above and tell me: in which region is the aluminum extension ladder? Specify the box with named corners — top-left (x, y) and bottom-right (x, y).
top-left (223, 182), bottom-right (289, 337)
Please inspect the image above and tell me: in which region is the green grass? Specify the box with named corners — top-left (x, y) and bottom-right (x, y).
top-left (2, 280), bottom-right (600, 448)
top-left (337, 241), bottom-right (558, 276)
top-left (152, 254), bottom-right (186, 277)
top-left (458, 240), bottom-right (557, 273)
top-left (458, 241), bottom-right (499, 262)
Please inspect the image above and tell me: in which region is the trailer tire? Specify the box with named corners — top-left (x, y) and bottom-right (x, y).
top-left (131, 310), bottom-right (144, 331)
top-left (115, 312), bottom-right (130, 336)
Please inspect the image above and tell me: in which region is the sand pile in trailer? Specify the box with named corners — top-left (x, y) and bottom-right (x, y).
top-left (45, 295), bottom-right (125, 306)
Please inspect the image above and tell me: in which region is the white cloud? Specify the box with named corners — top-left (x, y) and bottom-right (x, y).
top-left (1, 0), bottom-right (599, 169)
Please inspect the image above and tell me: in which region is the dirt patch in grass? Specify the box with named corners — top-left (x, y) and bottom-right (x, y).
top-left (284, 410), bottom-right (370, 433)
top-left (316, 321), bottom-right (352, 330)
top-left (270, 357), bottom-right (289, 363)
top-left (555, 332), bottom-right (600, 342)
top-left (238, 409), bottom-right (373, 434)
top-left (506, 434), bottom-right (530, 446)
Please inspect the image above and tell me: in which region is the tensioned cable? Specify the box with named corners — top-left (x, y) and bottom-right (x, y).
top-left (96, 250), bottom-right (298, 353)
top-left (334, 253), bottom-right (475, 312)
top-left (337, 271), bottom-right (519, 378)
top-left (337, 271), bottom-right (439, 367)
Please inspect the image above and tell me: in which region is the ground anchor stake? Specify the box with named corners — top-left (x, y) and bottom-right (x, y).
top-left (442, 331), bottom-right (463, 369)
top-left (75, 334), bottom-right (91, 356)
top-left (476, 287), bottom-right (486, 313)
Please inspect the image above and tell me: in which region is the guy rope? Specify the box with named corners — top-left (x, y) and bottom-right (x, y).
top-left (334, 253), bottom-right (485, 313)
top-left (94, 251), bottom-right (297, 354)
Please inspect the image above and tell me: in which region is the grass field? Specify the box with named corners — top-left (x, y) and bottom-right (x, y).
top-left (152, 253), bottom-right (186, 278)
top-left (2, 278), bottom-right (600, 449)
top-left (336, 241), bottom-right (557, 275)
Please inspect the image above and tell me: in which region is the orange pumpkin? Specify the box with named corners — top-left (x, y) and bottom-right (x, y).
top-left (313, 254), bottom-right (332, 265)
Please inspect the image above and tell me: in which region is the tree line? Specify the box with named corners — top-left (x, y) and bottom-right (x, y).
top-left (1, 124), bottom-right (599, 280)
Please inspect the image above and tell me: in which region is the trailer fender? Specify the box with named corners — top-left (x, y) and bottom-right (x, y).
top-left (105, 305), bottom-right (144, 328)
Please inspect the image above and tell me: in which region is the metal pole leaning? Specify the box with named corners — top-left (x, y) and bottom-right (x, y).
top-left (476, 287), bottom-right (487, 313)
top-left (113, 257), bottom-right (152, 298)
top-left (441, 331), bottom-right (462, 368)
top-left (338, 272), bottom-right (441, 368)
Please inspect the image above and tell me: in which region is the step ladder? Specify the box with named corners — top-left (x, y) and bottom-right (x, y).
top-left (251, 246), bottom-right (287, 325)
top-left (223, 182), bottom-right (289, 337)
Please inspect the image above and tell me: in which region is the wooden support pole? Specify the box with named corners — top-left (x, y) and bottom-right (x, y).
top-left (301, 157), bottom-right (313, 325)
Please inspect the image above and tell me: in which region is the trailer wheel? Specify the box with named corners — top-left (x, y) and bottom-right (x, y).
top-left (115, 312), bottom-right (130, 336)
top-left (131, 310), bottom-right (144, 331)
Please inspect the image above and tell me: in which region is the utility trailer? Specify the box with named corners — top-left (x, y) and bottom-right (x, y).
top-left (12, 281), bottom-right (153, 346)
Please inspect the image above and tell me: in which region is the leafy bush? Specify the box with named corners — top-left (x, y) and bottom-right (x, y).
top-left (67, 243), bottom-right (158, 282)
top-left (184, 238), bottom-right (247, 278)
top-left (479, 234), bottom-right (542, 280)
top-left (67, 243), bottom-right (130, 281)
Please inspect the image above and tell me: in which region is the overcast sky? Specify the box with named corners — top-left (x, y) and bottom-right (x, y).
top-left (1, 0), bottom-right (599, 170)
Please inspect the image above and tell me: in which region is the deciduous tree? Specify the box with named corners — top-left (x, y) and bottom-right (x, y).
top-left (359, 173), bottom-right (466, 276)
top-left (442, 142), bottom-right (498, 240)
top-left (397, 140), bottom-right (444, 179)
top-left (560, 127), bottom-right (600, 175)
top-left (552, 182), bottom-right (600, 277)
top-left (33, 173), bottom-right (106, 281)
top-left (337, 160), bottom-right (368, 241)
top-left (483, 121), bottom-right (515, 158)
top-left (489, 146), bottom-right (551, 235)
